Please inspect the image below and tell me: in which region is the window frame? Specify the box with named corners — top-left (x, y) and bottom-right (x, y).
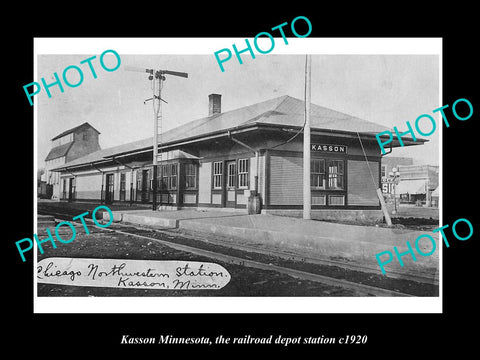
top-left (310, 158), bottom-right (326, 189)
top-left (310, 158), bottom-right (345, 191)
top-left (170, 163), bottom-right (177, 190)
top-left (62, 178), bottom-right (67, 199)
top-left (327, 159), bottom-right (344, 190)
top-left (119, 172), bottom-right (126, 191)
top-left (184, 163), bottom-right (197, 189)
top-left (119, 172), bottom-right (126, 201)
top-left (213, 161), bottom-right (223, 189)
top-left (227, 162), bottom-right (236, 189)
top-left (160, 163), bottom-right (178, 191)
top-left (237, 158), bottom-right (249, 189)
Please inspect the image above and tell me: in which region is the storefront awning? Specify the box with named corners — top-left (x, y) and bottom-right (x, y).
top-left (396, 179), bottom-right (427, 194)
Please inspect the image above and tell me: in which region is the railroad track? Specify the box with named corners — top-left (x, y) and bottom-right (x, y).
top-left (169, 226), bottom-right (439, 285)
top-left (102, 225), bottom-right (412, 297)
top-left (37, 210), bottom-right (421, 297)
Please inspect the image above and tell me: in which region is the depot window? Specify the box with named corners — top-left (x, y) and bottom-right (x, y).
top-left (311, 159), bottom-right (326, 189)
top-left (185, 163), bottom-right (197, 189)
top-left (328, 160), bottom-right (344, 189)
top-left (161, 164), bottom-right (177, 190)
top-left (120, 172), bottom-right (126, 201)
top-left (213, 161), bottom-right (223, 189)
top-left (227, 162), bottom-right (236, 189)
top-left (311, 159), bottom-right (344, 190)
top-left (238, 158), bottom-right (249, 189)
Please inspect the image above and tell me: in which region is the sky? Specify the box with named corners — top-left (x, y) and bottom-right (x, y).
top-left (36, 39), bottom-right (440, 169)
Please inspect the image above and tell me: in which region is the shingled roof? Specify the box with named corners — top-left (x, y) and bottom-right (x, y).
top-left (45, 142), bottom-right (74, 161)
top-left (53, 95), bottom-right (419, 170)
top-left (51, 122), bottom-right (100, 141)
top-left (153, 95), bottom-right (394, 144)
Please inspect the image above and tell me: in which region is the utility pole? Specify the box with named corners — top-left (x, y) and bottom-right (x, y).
top-left (152, 74), bottom-right (161, 211)
top-left (303, 55), bottom-right (312, 220)
top-left (426, 167), bottom-right (431, 207)
top-left (125, 66), bottom-right (188, 210)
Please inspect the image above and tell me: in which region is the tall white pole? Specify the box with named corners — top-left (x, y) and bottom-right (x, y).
top-left (153, 76), bottom-right (158, 168)
top-left (152, 75), bottom-right (159, 210)
top-left (303, 55), bottom-right (312, 220)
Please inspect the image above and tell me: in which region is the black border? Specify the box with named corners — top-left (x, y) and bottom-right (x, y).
top-left (8, 5), bottom-right (479, 356)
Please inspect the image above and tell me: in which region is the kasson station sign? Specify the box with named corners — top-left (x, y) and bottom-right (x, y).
top-left (310, 144), bottom-right (347, 153)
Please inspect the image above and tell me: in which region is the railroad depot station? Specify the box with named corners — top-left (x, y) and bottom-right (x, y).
top-left (43, 94), bottom-right (423, 222)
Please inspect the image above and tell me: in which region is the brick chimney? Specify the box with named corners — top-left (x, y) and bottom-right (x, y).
top-left (208, 93), bottom-right (221, 116)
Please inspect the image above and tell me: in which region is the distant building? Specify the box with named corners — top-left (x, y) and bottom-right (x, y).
top-left (431, 186), bottom-right (440, 207)
top-left (396, 164), bottom-right (439, 206)
top-left (381, 156), bottom-right (414, 196)
top-left (381, 155), bottom-right (438, 206)
top-left (44, 122), bottom-right (101, 200)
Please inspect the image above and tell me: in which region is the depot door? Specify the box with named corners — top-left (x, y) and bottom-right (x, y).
top-left (225, 160), bottom-right (236, 207)
top-left (68, 177), bottom-right (76, 202)
top-left (141, 169), bottom-right (149, 203)
top-left (105, 173), bottom-right (114, 204)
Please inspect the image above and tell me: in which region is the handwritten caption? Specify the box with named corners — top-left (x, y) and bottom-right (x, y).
top-left (121, 334), bottom-right (368, 346)
top-left (37, 258), bottom-right (231, 290)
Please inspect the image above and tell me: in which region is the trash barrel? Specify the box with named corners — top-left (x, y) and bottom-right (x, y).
top-left (247, 193), bottom-right (262, 214)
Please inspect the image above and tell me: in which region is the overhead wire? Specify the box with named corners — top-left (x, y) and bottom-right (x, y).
top-left (356, 131), bottom-right (379, 189)
top-left (268, 56), bottom-right (309, 150)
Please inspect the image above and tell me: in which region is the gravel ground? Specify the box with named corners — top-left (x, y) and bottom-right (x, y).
top-left (36, 201), bottom-right (439, 297)
top-left (37, 228), bottom-right (358, 297)
top-left (114, 225), bottom-right (439, 296)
